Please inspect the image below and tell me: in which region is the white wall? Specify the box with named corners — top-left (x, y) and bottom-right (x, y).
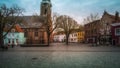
top-left (54, 32), bottom-right (78, 43)
top-left (69, 32), bottom-right (78, 43)
top-left (4, 32), bottom-right (25, 45)
top-left (54, 34), bottom-right (65, 42)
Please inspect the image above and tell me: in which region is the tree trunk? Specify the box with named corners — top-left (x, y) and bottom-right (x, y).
top-left (66, 35), bottom-right (69, 45)
top-left (0, 32), bottom-right (4, 48)
top-left (47, 34), bottom-right (50, 46)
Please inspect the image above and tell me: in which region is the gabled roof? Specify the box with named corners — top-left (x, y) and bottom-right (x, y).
top-left (20, 16), bottom-right (45, 28)
top-left (4, 24), bottom-right (23, 32)
top-left (103, 11), bottom-right (115, 19)
top-left (85, 20), bottom-right (100, 26)
top-left (102, 11), bottom-right (120, 22)
top-left (15, 24), bottom-right (23, 32)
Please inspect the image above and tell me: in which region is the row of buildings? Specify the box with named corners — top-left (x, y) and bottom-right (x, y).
top-left (3, 0), bottom-right (120, 46)
top-left (53, 31), bottom-right (85, 43)
top-left (84, 11), bottom-right (120, 46)
top-left (53, 11), bottom-right (120, 46)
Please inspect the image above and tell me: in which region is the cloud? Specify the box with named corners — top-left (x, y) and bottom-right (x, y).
top-left (18, 0), bottom-right (41, 15)
top-left (1, 0), bottom-right (120, 24)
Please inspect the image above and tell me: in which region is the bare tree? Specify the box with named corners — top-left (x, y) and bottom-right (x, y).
top-left (83, 13), bottom-right (100, 45)
top-left (83, 13), bottom-right (100, 24)
top-left (0, 4), bottom-right (24, 48)
top-left (44, 13), bottom-right (60, 46)
top-left (56, 15), bottom-right (78, 45)
top-left (33, 13), bottom-right (59, 46)
top-left (78, 25), bottom-right (84, 31)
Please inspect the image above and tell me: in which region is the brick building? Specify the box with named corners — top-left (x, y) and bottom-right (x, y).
top-left (111, 23), bottom-right (120, 46)
top-left (85, 20), bottom-right (100, 43)
top-left (85, 11), bottom-right (120, 45)
top-left (99, 11), bottom-right (120, 45)
top-left (21, 0), bottom-right (52, 45)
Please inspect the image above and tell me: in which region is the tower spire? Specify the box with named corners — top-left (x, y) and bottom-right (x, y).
top-left (40, 0), bottom-right (52, 16)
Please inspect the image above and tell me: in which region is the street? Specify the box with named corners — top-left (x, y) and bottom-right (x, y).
top-left (0, 43), bottom-right (120, 68)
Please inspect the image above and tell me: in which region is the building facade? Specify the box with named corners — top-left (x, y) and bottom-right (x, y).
top-left (53, 31), bottom-right (85, 43)
top-left (77, 31), bottom-right (85, 43)
top-left (21, 0), bottom-right (52, 45)
top-left (111, 23), bottom-right (120, 46)
top-left (99, 11), bottom-right (120, 45)
top-left (85, 11), bottom-right (120, 45)
top-left (53, 34), bottom-right (65, 42)
top-left (4, 25), bottom-right (25, 45)
top-left (69, 32), bottom-right (78, 43)
top-left (85, 20), bottom-right (100, 43)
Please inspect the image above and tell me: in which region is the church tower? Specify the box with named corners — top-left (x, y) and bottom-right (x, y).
top-left (40, 0), bottom-right (52, 17)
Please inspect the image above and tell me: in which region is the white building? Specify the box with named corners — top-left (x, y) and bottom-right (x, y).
top-left (53, 32), bottom-right (78, 43)
top-left (4, 25), bottom-right (26, 46)
top-left (69, 32), bottom-right (78, 43)
top-left (53, 34), bottom-right (65, 42)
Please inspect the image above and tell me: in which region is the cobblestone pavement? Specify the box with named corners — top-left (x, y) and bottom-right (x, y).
top-left (1, 43), bottom-right (120, 52)
top-left (0, 43), bottom-right (120, 68)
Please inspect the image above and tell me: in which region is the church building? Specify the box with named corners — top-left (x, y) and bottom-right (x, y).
top-left (21, 0), bottom-right (52, 45)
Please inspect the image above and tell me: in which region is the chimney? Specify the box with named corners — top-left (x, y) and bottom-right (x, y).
top-left (103, 10), bottom-right (107, 15)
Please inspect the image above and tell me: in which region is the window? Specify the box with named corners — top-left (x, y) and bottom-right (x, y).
top-left (12, 39), bottom-right (14, 44)
top-left (35, 32), bottom-right (38, 37)
top-left (24, 31), bottom-right (28, 37)
top-left (74, 34), bottom-right (77, 37)
top-left (12, 33), bottom-right (14, 37)
top-left (8, 39), bottom-right (11, 44)
top-left (115, 28), bottom-right (120, 36)
top-left (40, 32), bottom-right (44, 44)
top-left (35, 29), bottom-right (38, 37)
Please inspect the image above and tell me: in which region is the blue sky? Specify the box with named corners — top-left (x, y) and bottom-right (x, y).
top-left (0, 0), bottom-right (120, 24)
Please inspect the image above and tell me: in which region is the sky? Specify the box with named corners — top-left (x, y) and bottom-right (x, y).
top-left (0, 0), bottom-right (120, 24)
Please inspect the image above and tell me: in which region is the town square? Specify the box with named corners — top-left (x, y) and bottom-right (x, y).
top-left (1, 43), bottom-right (120, 68)
top-left (0, 0), bottom-right (120, 68)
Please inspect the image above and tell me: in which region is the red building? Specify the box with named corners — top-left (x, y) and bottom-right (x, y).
top-left (84, 20), bottom-right (100, 43)
top-left (111, 23), bottom-right (120, 46)
top-left (85, 11), bottom-right (120, 45)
